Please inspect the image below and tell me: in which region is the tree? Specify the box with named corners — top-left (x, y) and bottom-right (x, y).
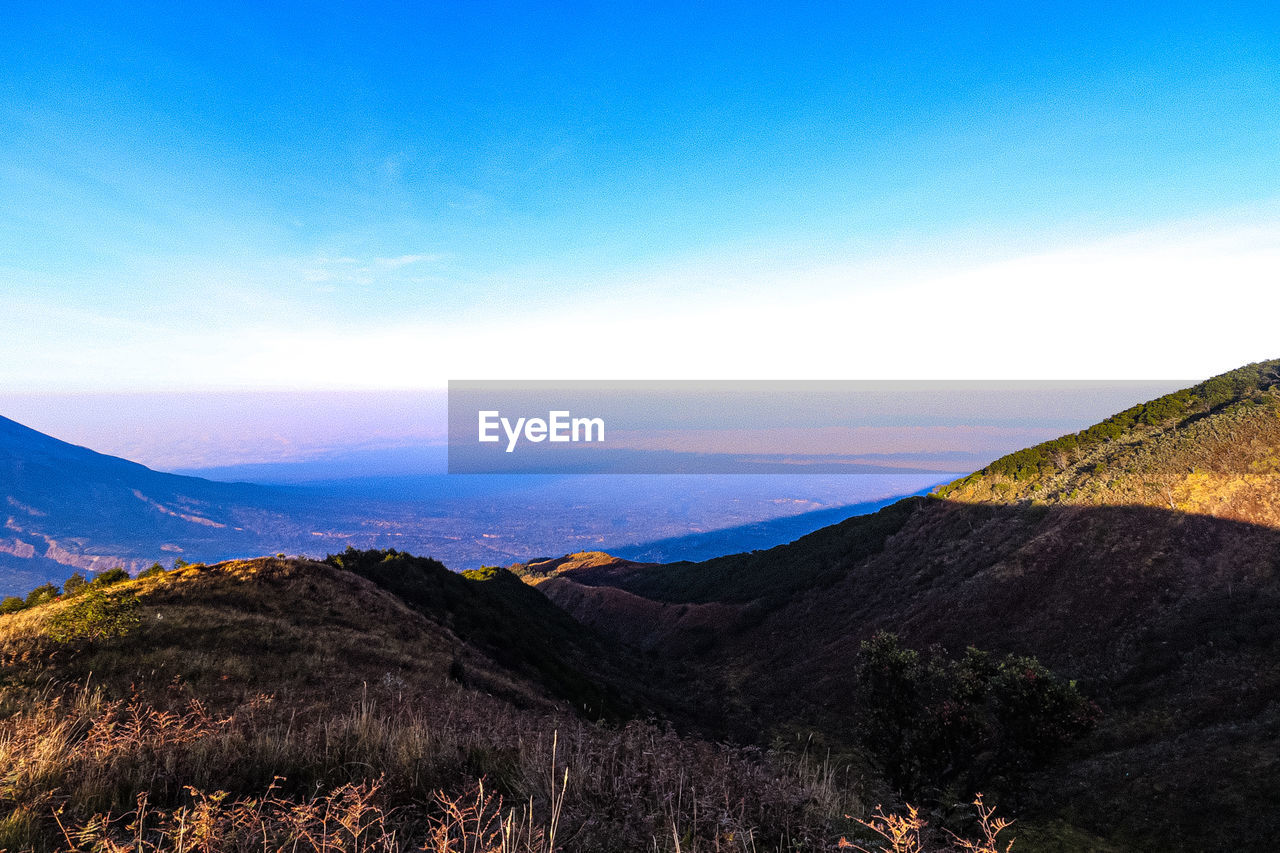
top-left (853, 631), bottom-right (928, 796)
top-left (0, 596), bottom-right (25, 615)
top-left (139, 562), bottom-right (167, 579)
top-left (25, 583), bottom-right (60, 608)
top-left (89, 567), bottom-right (130, 588)
top-left (63, 572), bottom-right (88, 596)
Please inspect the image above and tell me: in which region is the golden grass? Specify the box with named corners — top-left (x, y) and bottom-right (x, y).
top-left (0, 559), bottom-right (865, 851)
top-left (941, 395), bottom-right (1280, 526)
top-left (0, 555), bottom-right (1027, 852)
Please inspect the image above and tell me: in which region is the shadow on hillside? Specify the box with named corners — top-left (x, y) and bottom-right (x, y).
top-left (613, 496), bottom-right (1280, 852)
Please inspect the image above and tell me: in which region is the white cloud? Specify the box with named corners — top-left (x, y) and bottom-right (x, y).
top-left (0, 215), bottom-right (1276, 391)
top-left (375, 253), bottom-right (442, 268)
top-left (298, 252), bottom-right (441, 287)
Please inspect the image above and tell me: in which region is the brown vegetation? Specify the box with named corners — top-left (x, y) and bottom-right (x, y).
top-left (0, 559), bottom-right (862, 851)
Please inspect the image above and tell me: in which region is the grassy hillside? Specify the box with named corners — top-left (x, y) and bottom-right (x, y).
top-left (0, 556), bottom-right (866, 852)
top-left (533, 361), bottom-right (1280, 851)
top-left (938, 359), bottom-right (1280, 507)
top-left (324, 548), bottom-right (658, 720)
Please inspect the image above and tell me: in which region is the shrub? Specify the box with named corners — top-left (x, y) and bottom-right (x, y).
top-left (0, 595), bottom-right (25, 615)
top-left (841, 794), bottom-right (1013, 853)
top-left (139, 562), bottom-right (167, 579)
top-left (90, 567), bottom-right (130, 588)
top-left (46, 588), bottom-right (142, 644)
top-left (853, 632), bottom-right (1098, 801)
top-left (63, 572), bottom-right (89, 596)
top-left (25, 582), bottom-right (60, 608)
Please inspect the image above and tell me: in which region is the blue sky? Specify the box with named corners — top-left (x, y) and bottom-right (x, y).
top-left (2, 1), bottom-right (1279, 392)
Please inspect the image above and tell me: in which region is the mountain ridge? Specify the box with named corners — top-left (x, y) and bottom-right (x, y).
top-left (521, 359), bottom-right (1280, 850)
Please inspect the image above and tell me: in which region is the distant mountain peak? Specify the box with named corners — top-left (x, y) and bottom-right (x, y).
top-left (0, 414), bottom-right (288, 594)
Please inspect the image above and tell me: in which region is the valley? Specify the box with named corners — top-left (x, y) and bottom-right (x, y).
top-left (1, 361), bottom-right (1279, 850)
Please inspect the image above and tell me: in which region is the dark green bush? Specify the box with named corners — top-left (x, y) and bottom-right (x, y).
top-left (90, 567), bottom-right (130, 587)
top-left (0, 596), bottom-right (25, 615)
top-left (63, 572), bottom-right (89, 596)
top-left (139, 562), bottom-right (167, 579)
top-left (25, 583), bottom-right (60, 608)
top-left (853, 631), bottom-right (1099, 801)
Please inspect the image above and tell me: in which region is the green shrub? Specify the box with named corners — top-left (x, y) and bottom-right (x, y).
top-left (25, 583), bottom-right (60, 608)
top-left (0, 596), bottom-right (25, 615)
top-left (139, 562), bottom-right (167, 579)
top-left (853, 631), bottom-right (1099, 801)
top-left (46, 588), bottom-right (142, 644)
top-left (90, 567), bottom-right (130, 587)
top-left (63, 572), bottom-right (89, 596)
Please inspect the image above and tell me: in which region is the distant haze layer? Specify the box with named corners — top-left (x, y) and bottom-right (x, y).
top-left (0, 391), bottom-right (447, 471)
top-left (0, 382), bottom-right (1186, 476)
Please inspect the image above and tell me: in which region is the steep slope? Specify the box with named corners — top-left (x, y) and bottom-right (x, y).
top-left (938, 359), bottom-right (1280, 513)
top-left (513, 553), bottom-right (745, 654)
top-left (323, 548), bottom-right (678, 720)
top-left (532, 361), bottom-right (1280, 851)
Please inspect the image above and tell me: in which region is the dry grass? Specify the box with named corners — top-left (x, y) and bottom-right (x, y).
top-left (941, 391), bottom-right (1280, 527)
top-left (0, 558), bottom-right (554, 718)
top-left (0, 552), bottom-right (863, 853)
top-left (0, 679), bottom-right (861, 851)
top-left (839, 796), bottom-right (1013, 853)
top-left (0, 552), bottom-right (1018, 852)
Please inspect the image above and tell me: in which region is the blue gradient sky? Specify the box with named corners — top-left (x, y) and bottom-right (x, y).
top-left (3, 2), bottom-right (1279, 391)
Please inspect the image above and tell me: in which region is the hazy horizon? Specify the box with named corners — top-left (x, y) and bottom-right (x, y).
top-left (0, 380), bottom-right (1189, 474)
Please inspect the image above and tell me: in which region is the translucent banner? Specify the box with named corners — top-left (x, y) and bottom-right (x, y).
top-left (447, 380), bottom-right (1188, 474)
